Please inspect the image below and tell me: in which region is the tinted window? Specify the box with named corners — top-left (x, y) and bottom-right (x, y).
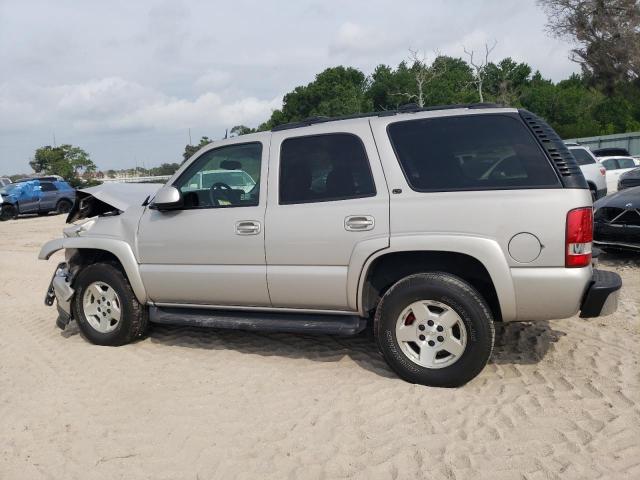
top-left (279, 133), bottom-right (376, 204)
top-left (388, 115), bottom-right (560, 191)
top-left (600, 159), bottom-right (618, 170)
top-left (174, 142), bottom-right (262, 208)
top-left (570, 149), bottom-right (596, 166)
top-left (618, 158), bottom-right (636, 169)
top-left (40, 182), bottom-right (57, 192)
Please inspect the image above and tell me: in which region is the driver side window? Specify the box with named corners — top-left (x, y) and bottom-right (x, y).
top-left (174, 142), bottom-right (262, 209)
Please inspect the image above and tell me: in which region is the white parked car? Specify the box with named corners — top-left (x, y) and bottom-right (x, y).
top-left (567, 145), bottom-right (607, 200)
top-left (598, 156), bottom-right (640, 193)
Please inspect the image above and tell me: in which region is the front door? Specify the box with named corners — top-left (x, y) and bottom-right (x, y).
top-left (137, 138), bottom-right (271, 306)
top-left (265, 124), bottom-right (390, 311)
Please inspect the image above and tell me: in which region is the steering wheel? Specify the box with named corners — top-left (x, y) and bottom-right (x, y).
top-left (208, 182), bottom-right (233, 206)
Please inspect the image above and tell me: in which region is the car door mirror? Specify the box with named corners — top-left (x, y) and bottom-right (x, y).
top-left (150, 186), bottom-right (183, 211)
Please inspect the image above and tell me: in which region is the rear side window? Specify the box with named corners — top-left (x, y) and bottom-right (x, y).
top-left (279, 133), bottom-right (376, 204)
top-left (618, 158), bottom-right (636, 168)
top-left (601, 159), bottom-right (618, 170)
top-left (387, 115), bottom-right (560, 191)
top-left (40, 182), bottom-right (57, 192)
top-left (570, 149), bottom-right (596, 166)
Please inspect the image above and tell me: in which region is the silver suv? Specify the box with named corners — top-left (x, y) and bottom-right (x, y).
top-left (40, 104), bottom-right (622, 387)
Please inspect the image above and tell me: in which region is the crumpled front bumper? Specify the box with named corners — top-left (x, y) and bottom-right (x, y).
top-left (44, 262), bottom-right (75, 329)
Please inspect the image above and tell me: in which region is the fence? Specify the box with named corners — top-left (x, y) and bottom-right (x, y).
top-left (565, 132), bottom-right (640, 156)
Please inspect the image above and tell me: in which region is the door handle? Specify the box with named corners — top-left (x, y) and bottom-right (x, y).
top-left (235, 220), bottom-right (261, 235)
top-left (344, 215), bottom-right (375, 232)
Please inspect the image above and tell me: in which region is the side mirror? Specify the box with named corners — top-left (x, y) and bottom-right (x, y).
top-left (150, 186), bottom-right (183, 211)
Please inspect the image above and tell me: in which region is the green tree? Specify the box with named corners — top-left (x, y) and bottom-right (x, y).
top-left (230, 125), bottom-right (255, 136)
top-left (182, 136), bottom-right (213, 163)
top-left (262, 66), bottom-right (372, 129)
top-left (539, 0), bottom-right (640, 95)
top-left (30, 144), bottom-right (96, 185)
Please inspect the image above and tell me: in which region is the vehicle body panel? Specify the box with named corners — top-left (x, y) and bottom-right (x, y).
top-left (568, 146), bottom-right (607, 198)
top-left (598, 156), bottom-right (640, 193)
top-left (136, 133), bottom-right (271, 306)
top-left (265, 119), bottom-right (390, 310)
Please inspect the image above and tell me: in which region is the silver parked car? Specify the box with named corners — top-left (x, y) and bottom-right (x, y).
top-left (40, 104), bottom-right (622, 387)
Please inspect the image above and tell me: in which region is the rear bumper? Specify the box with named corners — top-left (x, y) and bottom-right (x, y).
top-left (580, 269), bottom-right (622, 318)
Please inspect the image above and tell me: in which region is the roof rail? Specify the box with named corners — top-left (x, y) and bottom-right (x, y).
top-left (271, 102), bottom-right (503, 132)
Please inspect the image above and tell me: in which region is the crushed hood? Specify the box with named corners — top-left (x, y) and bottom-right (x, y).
top-left (67, 183), bottom-right (162, 223)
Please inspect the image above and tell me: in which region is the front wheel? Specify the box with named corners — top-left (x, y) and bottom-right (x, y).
top-left (56, 199), bottom-right (73, 214)
top-left (72, 263), bottom-right (148, 346)
top-left (0, 204), bottom-right (17, 221)
top-left (374, 272), bottom-right (495, 387)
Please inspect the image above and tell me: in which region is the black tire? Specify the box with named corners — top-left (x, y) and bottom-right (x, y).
top-left (72, 263), bottom-right (148, 346)
top-left (0, 204), bottom-right (17, 221)
top-left (56, 199), bottom-right (73, 214)
top-left (374, 272), bottom-right (495, 388)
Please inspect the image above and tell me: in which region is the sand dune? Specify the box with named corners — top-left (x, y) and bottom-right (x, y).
top-left (1, 215), bottom-right (638, 479)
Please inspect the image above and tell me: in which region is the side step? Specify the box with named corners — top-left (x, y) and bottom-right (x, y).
top-left (149, 306), bottom-right (368, 336)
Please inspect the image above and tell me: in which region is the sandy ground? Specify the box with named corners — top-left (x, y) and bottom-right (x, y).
top-left (0, 215), bottom-right (639, 480)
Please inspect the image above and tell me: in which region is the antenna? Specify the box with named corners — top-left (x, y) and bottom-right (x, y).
top-left (52, 132), bottom-right (57, 147)
top-left (188, 128), bottom-right (192, 145)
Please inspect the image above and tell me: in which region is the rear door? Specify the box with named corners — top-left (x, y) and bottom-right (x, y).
top-left (39, 182), bottom-right (58, 211)
top-left (265, 122), bottom-right (389, 311)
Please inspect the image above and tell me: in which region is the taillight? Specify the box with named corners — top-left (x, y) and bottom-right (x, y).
top-left (599, 167), bottom-right (606, 176)
top-left (566, 207), bottom-right (593, 267)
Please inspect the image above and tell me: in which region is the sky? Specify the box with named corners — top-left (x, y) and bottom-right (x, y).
top-left (0, 0), bottom-right (580, 174)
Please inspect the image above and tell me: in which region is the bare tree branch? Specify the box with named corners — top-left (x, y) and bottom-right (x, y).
top-left (463, 40), bottom-right (497, 102)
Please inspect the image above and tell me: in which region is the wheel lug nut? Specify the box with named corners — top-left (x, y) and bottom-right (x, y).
top-left (436, 325), bottom-right (443, 332)
top-left (437, 336), bottom-right (444, 342)
top-left (428, 340), bottom-right (435, 347)
top-left (419, 335), bottom-right (426, 341)
top-left (418, 325), bottom-right (425, 331)
top-left (427, 320), bottom-right (434, 326)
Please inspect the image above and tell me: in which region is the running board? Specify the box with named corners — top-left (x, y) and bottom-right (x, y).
top-left (148, 306), bottom-right (367, 336)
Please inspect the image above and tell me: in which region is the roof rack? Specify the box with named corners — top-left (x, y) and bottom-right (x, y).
top-left (271, 102), bottom-right (503, 132)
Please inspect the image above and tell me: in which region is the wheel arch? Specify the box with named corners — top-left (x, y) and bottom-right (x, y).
top-left (39, 237), bottom-right (147, 303)
top-left (356, 236), bottom-right (516, 321)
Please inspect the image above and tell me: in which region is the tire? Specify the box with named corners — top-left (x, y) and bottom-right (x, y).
top-left (374, 272), bottom-right (495, 388)
top-left (72, 263), bottom-right (148, 346)
top-left (0, 204), bottom-right (17, 221)
top-left (55, 199), bottom-right (73, 214)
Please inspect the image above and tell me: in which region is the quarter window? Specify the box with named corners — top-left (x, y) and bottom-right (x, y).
top-left (618, 158), bottom-right (636, 169)
top-left (40, 182), bottom-right (58, 192)
top-left (279, 133), bottom-right (376, 204)
top-left (174, 142), bottom-right (262, 208)
top-left (388, 115), bottom-right (560, 191)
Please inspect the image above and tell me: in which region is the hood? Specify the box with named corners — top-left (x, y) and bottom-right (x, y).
top-left (67, 183), bottom-right (162, 223)
top-left (594, 185), bottom-right (640, 210)
top-left (620, 167), bottom-right (640, 180)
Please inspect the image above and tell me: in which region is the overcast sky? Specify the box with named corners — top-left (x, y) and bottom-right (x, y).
top-left (0, 0), bottom-right (579, 173)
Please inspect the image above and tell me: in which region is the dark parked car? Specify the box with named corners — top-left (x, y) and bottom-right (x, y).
top-left (593, 186), bottom-right (640, 252)
top-left (618, 167), bottom-right (640, 190)
top-left (592, 147), bottom-right (631, 157)
top-left (0, 179), bottom-right (75, 221)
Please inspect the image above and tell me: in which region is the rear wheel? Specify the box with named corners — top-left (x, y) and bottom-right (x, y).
top-left (56, 199), bottom-right (73, 214)
top-left (374, 272), bottom-right (495, 387)
top-left (0, 204), bottom-right (17, 221)
top-left (72, 263), bottom-right (148, 346)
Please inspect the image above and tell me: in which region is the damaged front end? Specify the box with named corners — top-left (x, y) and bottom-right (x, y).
top-left (67, 183), bottom-right (161, 223)
top-left (44, 262), bottom-right (76, 329)
top-left (42, 182), bottom-right (161, 329)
